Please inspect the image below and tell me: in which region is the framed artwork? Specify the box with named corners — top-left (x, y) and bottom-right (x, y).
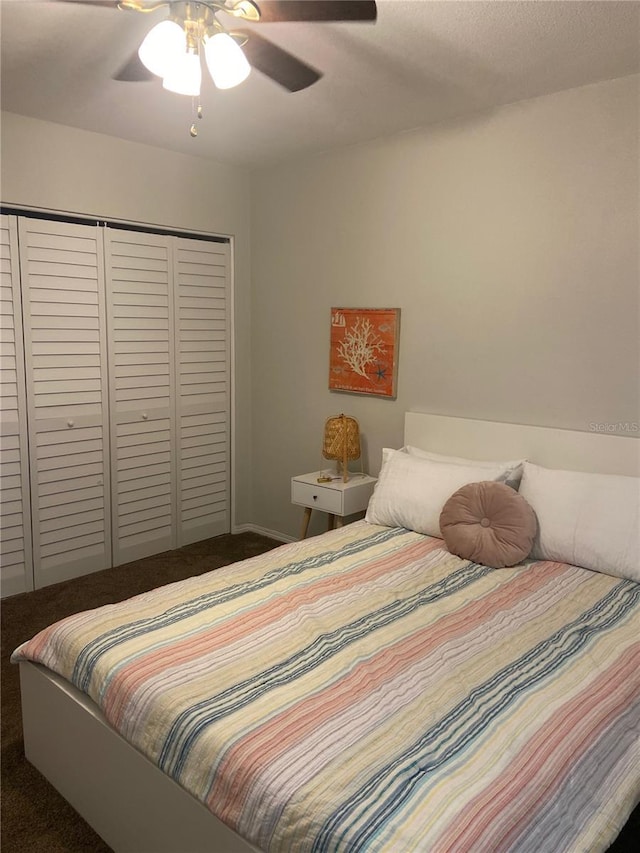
top-left (329, 307), bottom-right (400, 398)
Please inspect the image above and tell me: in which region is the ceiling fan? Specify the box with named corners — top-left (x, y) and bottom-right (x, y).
top-left (52, 1), bottom-right (378, 98)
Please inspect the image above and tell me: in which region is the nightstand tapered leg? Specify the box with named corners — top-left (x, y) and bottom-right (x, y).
top-left (301, 507), bottom-right (312, 539)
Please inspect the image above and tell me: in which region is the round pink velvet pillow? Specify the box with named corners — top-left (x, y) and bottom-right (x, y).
top-left (439, 481), bottom-right (537, 568)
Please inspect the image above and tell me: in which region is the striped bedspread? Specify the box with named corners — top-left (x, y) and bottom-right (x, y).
top-left (13, 522), bottom-right (640, 852)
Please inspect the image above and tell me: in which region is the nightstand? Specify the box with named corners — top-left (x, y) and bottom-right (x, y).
top-left (291, 471), bottom-right (377, 539)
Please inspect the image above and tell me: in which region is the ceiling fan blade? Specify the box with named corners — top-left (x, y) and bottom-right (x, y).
top-left (255, 1), bottom-right (377, 23)
top-left (113, 51), bottom-right (155, 81)
top-left (237, 29), bottom-right (321, 92)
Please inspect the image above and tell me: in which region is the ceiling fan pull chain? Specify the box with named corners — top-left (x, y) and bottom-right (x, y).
top-left (189, 95), bottom-right (204, 137)
top-left (189, 30), bottom-right (205, 137)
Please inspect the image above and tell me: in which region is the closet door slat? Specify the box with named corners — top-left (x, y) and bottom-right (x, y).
top-left (105, 229), bottom-right (176, 565)
top-left (0, 215), bottom-right (33, 596)
top-left (19, 218), bottom-right (111, 588)
top-left (175, 239), bottom-right (230, 546)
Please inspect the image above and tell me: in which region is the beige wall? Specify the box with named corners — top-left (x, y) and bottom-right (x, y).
top-left (0, 111), bottom-right (254, 526)
top-left (250, 75), bottom-right (639, 539)
top-left (3, 75), bottom-right (638, 544)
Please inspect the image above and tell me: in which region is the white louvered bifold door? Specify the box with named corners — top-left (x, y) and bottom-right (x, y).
top-left (174, 238), bottom-right (230, 546)
top-left (105, 229), bottom-right (176, 565)
top-left (19, 218), bottom-right (111, 588)
top-left (0, 215), bottom-right (33, 596)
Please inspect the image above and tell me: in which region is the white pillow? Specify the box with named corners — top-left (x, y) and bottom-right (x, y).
top-left (366, 449), bottom-right (515, 538)
top-left (405, 446), bottom-right (525, 489)
top-left (519, 462), bottom-right (640, 582)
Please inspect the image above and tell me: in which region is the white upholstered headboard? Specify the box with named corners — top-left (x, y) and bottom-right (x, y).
top-left (404, 413), bottom-right (639, 477)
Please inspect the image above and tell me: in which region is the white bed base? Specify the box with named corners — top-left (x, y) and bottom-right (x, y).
top-left (19, 413), bottom-right (640, 852)
top-left (20, 661), bottom-right (260, 853)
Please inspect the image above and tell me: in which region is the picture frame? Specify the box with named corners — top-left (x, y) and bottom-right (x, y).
top-left (329, 307), bottom-right (400, 398)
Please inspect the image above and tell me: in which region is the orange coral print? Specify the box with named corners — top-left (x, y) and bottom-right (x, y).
top-left (329, 308), bottom-right (400, 398)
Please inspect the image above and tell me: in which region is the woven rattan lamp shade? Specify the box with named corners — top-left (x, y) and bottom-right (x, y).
top-left (322, 414), bottom-right (360, 482)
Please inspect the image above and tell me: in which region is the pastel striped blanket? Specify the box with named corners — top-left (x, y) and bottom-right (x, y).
top-left (13, 522), bottom-right (640, 852)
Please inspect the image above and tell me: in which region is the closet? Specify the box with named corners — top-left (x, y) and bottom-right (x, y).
top-left (0, 213), bottom-right (230, 596)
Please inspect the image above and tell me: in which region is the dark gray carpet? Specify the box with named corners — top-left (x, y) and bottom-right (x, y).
top-left (1, 531), bottom-right (637, 852)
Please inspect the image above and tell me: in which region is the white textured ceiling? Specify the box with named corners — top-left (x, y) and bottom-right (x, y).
top-left (1, 0), bottom-right (638, 168)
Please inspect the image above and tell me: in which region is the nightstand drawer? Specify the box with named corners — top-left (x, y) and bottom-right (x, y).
top-left (292, 480), bottom-right (343, 514)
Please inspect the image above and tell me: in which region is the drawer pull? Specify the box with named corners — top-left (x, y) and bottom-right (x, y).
top-left (67, 420), bottom-right (74, 428)
top-left (142, 413), bottom-right (148, 420)
top-left (313, 495), bottom-right (318, 500)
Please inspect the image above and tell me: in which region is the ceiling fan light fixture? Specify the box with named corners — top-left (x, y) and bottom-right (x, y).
top-left (162, 51), bottom-right (202, 97)
top-left (138, 19), bottom-right (186, 78)
top-left (204, 32), bottom-right (251, 89)
top-left (115, 0), bottom-right (378, 136)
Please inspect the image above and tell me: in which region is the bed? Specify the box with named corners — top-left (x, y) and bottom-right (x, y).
top-left (13, 413), bottom-right (640, 853)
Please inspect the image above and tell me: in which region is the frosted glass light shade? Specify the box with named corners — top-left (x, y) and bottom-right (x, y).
top-left (138, 20), bottom-right (186, 78)
top-left (204, 33), bottom-right (251, 89)
top-left (162, 51), bottom-right (202, 96)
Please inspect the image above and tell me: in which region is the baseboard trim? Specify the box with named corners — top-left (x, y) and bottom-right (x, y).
top-left (232, 523), bottom-right (295, 544)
